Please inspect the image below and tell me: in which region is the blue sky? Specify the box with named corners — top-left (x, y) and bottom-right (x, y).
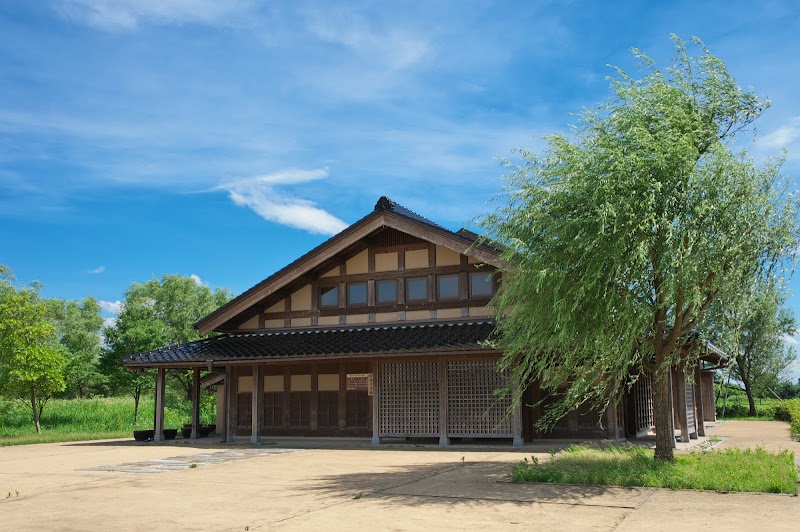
top-left (2, 1), bottom-right (800, 376)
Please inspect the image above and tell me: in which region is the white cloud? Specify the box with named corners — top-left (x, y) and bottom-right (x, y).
top-left (782, 333), bottom-right (800, 346)
top-left (99, 299), bottom-right (122, 315)
top-left (88, 265), bottom-right (105, 274)
top-left (190, 274), bottom-right (203, 286)
top-left (758, 117), bottom-right (800, 149)
top-left (102, 316), bottom-right (117, 328)
top-left (305, 11), bottom-right (429, 71)
top-left (216, 169), bottom-right (349, 235)
top-left (55, 0), bottom-right (256, 31)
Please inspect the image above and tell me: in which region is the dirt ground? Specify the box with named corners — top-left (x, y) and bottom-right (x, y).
top-left (0, 421), bottom-right (797, 531)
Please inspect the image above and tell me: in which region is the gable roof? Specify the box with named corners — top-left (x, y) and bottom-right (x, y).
top-left (195, 197), bottom-right (501, 334)
top-left (124, 320), bottom-right (498, 367)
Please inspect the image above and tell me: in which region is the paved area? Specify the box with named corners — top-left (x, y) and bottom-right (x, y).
top-left (0, 421), bottom-right (797, 531)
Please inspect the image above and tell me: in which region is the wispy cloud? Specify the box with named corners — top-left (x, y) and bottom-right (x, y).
top-left (102, 316), bottom-right (117, 328)
top-left (215, 169), bottom-right (348, 235)
top-left (190, 273), bottom-right (204, 286)
top-left (55, 0), bottom-right (256, 31)
top-left (99, 299), bottom-right (122, 315)
top-left (758, 117), bottom-right (800, 149)
top-left (88, 265), bottom-right (105, 274)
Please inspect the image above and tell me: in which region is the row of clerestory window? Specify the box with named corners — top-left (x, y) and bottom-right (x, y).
top-left (318, 272), bottom-right (494, 308)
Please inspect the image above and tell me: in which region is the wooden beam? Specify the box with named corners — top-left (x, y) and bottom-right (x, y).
top-left (674, 369), bottom-right (690, 443)
top-left (310, 363), bottom-right (319, 431)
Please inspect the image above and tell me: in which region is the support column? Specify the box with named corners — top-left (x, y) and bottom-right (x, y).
top-left (338, 364), bottom-right (347, 431)
top-left (191, 368), bottom-right (200, 440)
top-left (438, 359), bottom-right (449, 446)
top-left (225, 366), bottom-right (235, 443)
top-left (153, 368), bottom-right (166, 442)
top-left (371, 361), bottom-right (381, 445)
top-left (252, 364), bottom-right (263, 443)
top-left (694, 363), bottom-right (706, 437)
top-left (310, 363), bottom-right (319, 432)
top-left (512, 376), bottom-right (523, 447)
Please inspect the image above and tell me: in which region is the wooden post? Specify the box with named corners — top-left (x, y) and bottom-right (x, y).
top-left (694, 363), bottom-right (706, 437)
top-left (438, 359), bottom-right (449, 446)
top-left (338, 364), bottom-right (347, 430)
top-left (310, 363), bottom-right (319, 431)
top-left (512, 375), bottom-right (523, 446)
top-left (371, 361), bottom-right (381, 445)
top-left (153, 368), bottom-right (166, 442)
top-left (251, 364), bottom-right (263, 443)
top-left (225, 366), bottom-right (235, 442)
top-left (282, 367), bottom-right (291, 428)
top-left (191, 367), bottom-right (200, 440)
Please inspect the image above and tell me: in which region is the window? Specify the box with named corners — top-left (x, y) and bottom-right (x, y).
top-left (347, 282), bottom-right (367, 306)
top-left (376, 280), bottom-right (397, 304)
top-left (437, 274), bottom-right (460, 299)
top-left (406, 277), bottom-right (428, 301)
top-left (319, 285), bottom-right (339, 307)
top-left (469, 272), bottom-right (493, 297)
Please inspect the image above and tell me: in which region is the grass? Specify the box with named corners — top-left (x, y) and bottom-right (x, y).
top-left (0, 395), bottom-right (216, 446)
top-left (511, 444), bottom-right (798, 494)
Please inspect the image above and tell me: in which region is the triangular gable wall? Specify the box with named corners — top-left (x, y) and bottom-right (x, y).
top-left (196, 199), bottom-right (501, 334)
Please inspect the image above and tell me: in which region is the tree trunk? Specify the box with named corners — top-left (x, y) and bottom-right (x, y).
top-left (133, 390), bottom-right (140, 424)
top-left (651, 338), bottom-right (675, 462)
top-left (743, 381), bottom-right (757, 417)
top-left (30, 387), bottom-right (41, 434)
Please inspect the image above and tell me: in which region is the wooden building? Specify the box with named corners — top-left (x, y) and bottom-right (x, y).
top-left (121, 197), bottom-right (722, 445)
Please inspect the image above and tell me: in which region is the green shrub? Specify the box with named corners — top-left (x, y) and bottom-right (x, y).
top-left (773, 403), bottom-right (792, 422)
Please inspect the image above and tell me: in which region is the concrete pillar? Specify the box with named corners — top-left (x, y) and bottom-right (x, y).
top-left (153, 368), bottom-right (166, 442)
top-left (191, 368), bottom-right (200, 440)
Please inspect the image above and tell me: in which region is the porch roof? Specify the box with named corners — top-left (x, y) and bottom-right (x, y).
top-left (121, 319), bottom-right (498, 368)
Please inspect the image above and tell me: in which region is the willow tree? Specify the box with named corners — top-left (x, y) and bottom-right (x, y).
top-left (480, 36), bottom-right (798, 461)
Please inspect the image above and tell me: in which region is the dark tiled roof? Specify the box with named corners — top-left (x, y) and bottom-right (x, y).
top-left (373, 196), bottom-right (449, 230)
top-left (122, 320), bottom-right (497, 366)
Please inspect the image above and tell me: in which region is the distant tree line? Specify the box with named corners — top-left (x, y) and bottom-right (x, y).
top-left (0, 265), bottom-right (232, 432)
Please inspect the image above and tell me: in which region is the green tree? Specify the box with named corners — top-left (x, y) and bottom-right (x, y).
top-left (704, 281), bottom-right (796, 415)
top-left (479, 36), bottom-right (798, 461)
top-left (0, 271), bottom-right (66, 433)
top-left (102, 274), bottom-right (232, 422)
top-left (47, 297), bottom-right (105, 398)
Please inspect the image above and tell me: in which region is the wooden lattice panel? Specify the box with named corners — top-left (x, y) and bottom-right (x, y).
top-left (379, 362), bottom-right (439, 436)
top-left (685, 375), bottom-right (696, 433)
top-left (446, 360), bottom-right (512, 436)
top-left (634, 373), bottom-right (654, 432)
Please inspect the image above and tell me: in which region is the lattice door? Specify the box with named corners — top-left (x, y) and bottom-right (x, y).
top-left (634, 373), bottom-right (654, 432)
top-left (379, 362), bottom-right (439, 436)
top-left (447, 360), bottom-right (512, 436)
